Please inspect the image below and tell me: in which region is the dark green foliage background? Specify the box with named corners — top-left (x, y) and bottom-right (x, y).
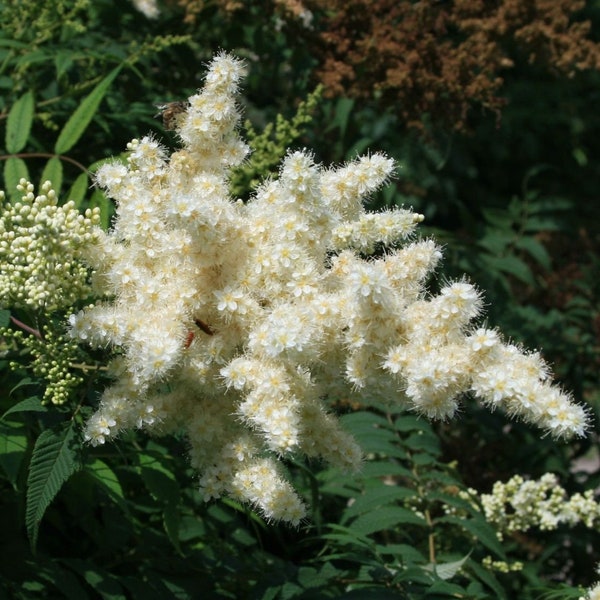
top-left (0, 1), bottom-right (598, 598)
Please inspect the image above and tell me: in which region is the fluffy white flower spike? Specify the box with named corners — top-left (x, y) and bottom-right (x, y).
top-left (70, 53), bottom-right (589, 525)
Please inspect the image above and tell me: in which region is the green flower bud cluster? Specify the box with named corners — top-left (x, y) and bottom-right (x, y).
top-left (3, 324), bottom-right (84, 405)
top-left (481, 556), bottom-right (524, 573)
top-left (0, 179), bottom-right (101, 312)
top-left (229, 85), bottom-right (323, 197)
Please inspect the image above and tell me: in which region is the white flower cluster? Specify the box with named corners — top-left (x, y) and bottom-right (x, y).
top-left (69, 53), bottom-right (588, 524)
top-left (0, 180), bottom-right (100, 312)
top-left (480, 473), bottom-right (600, 537)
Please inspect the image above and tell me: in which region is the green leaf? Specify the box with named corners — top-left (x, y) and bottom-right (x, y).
top-left (359, 461), bottom-right (415, 481)
top-left (375, 543), bottom-right (426, 563)
top-left (514, 236), bottom-right (552, 271)
top-left (3, 157), bottom-right (30, 200)
top-left (89, 188), bottom-right (113, 230)
top-left (54, 66), bottom-right (122, 155)
top-left (465, 559), bottom-right (508, 600)
top-left (138, 453), bottom-right (180, 505)
top-left (6, 91), bottom-right (34, 153)
top-left (26, 422), bottom-right (81, 551)
top-left (394, 413), bottom-right (430, 432)
top-left (163, 503), bottom-right (182, 554)
top-left (437, 515), bottom-right (505, 558)
top-left (321, 524), bottom-right (376, 551)
top-left (0, 39), bottom-right (29, 50)
top-left (40, 157), bottom-right (63, 195)
top-left (424, 579), bottom-right (468, 595)
top-left (341, 411), bottom-right (394, 451)
top-left (0, 308), bottom-right (10, 327)
top-left (67, 172), bottom-right (90, 208)
top-left (477, 230), bottom-right (513, 255)
top-left (424, 552), bottom-right (471, 580)
top-left (2, 396), bottom-right (47, 420)
top-left (522, 216), bottom-right (563, 233)
top-left (62, 560), bottom-right (125, 599)
top-left (85, 458), bottom-right (127, 513)
top-left (427, 491), bottom-right (480, 516)
top-left (350, 506), bottom-right (426, 535)
top-left (483, 254), bottom-right (535, 287)
top-left (343, 485), bottom-right (415, 520)
top-left (54, 52), bottom-right (74, 79)
top-left (340, 589), bottom-right (407, 599)
top-left (10, 376), bottom-right (36, 395)
top-left (0, 420), bottom-right (28, 487)
top-left (37, 563), bottom-right (91, 600)
top-left (329, 97), bottom-right (354, 139)
top-left (404, 430), bottom-right (441, 456)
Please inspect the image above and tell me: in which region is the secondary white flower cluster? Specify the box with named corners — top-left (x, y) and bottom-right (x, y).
top-left (480, 473), bottom-right (600, 537)
top-left (69, 52), bottom-right (588, 524)
top-left (0, 180), bottom-right (100, 312)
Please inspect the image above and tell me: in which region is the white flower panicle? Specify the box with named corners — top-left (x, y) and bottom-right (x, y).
top-left (0, 180), bottom-right (100, 311)
top-left (69, 53), bottom-right (589, 525)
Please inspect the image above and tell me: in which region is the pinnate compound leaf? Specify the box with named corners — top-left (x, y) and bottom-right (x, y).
top-left (26, 422), bottom-right (81, 551)
top-left (54, 66), bottom-right (122, 155)
top-left (6, 91), bottom-right (34, 153)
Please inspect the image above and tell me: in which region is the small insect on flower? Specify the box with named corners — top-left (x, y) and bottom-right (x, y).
top-left (155, 101), bottom-right (189, 130)
top-left (184, 330), bottom-right (195, 349)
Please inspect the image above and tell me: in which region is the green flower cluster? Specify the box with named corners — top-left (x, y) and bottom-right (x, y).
top-left (3, 323), bottom-right (85, 405)
top-left (229, 85), bottom-right (323, 197)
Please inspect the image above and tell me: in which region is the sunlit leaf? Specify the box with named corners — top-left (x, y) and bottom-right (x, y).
top-left (54, 66), bottom-right (122, 155)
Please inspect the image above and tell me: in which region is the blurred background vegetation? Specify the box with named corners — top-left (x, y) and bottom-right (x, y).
top-left (0, 0), bottom-right (598, 598)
